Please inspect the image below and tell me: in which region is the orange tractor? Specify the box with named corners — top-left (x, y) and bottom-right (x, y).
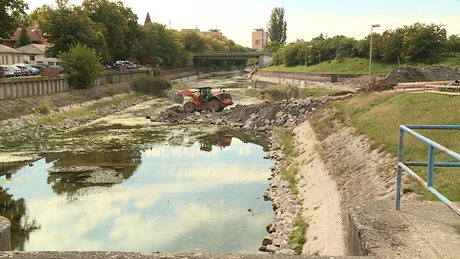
top-left (170, 87), bottom-right (233, 113)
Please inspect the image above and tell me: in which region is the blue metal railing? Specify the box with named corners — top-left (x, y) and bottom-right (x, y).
top-left (396, 124), bottom-right (460, 216)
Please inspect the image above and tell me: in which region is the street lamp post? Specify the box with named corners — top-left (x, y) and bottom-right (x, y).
top-left (278, 48), bottom-right (284, 84)
top-left (278, 54), bottom-right (281, 84)
top-left (369, 24), bottom-right (380, 81)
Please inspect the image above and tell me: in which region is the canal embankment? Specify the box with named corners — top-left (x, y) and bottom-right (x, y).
top-left (0, 70), bottom-right (459, 258)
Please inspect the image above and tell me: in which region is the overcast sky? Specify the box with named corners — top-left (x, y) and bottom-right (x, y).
top-left (25, 0), bottom-right (460, 48)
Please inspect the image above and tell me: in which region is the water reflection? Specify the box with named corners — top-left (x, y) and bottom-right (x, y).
top-left (0, 186), bottom-right (41, 250)
top-left (0, 130), bottom-right (274, 253)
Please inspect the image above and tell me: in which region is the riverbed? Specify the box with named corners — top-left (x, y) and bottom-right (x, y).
top-left (0, 74), bottom-right (276, 253)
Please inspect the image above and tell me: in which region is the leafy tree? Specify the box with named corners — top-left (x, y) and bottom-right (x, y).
top-left (401, 23), bottom-right (446, 64)
top-left (115, 4), bottom-right (140, 61)
top-left (40, 0), bottom-right (102, 58)
top-left (15, 26), bottom-right (31, 47)
top-left (132, 23), bottom-right (161, 64)
top-left (133, 22), bottom-right (190, 66)
top-left (283, 42), bottom-right (310, 67)
top-left (273, 49), bottom-right (283, 66)
top-left (262, 41), bottom-right (283, 53)
top-left (202, 34), bottom-right (230, 52)
top-left (353, 39), bottom-right (369, 59)
top-left (379, 28), bottom-right (405, 63)
top-left (267, 7), bottom-right (287, 44)
top-left (445, 34), bottom-right (460, 53)
top-left (0, 0), bottom-right (28, 40)
top-left (178, 30), bottom-right (207, 53)
top-left (27, 5), bottom-right (50, 27)
top-left (82, 0), bottom-right (140, 62)
top-left (58, 43), bottom-right (103, 89)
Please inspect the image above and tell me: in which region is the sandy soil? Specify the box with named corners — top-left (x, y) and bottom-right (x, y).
top-left (292, 120), bottom-right (346, 256)
top-left (290, 105), bottom-right (402, 256)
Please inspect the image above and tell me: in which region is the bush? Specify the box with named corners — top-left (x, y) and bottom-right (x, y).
top-left (37, 99), bottom-right (52, 115)
top-left (152, 68), bottom-right (162, 76)
top-left (130, 76), bottom-right (171, 96)
top-left (108, 74), bottom-right (114, 84)
top-left (260, 85), bottom-right (300, 101)
top-left (58, 44), bottom-right (103, 89)
top-left (106, 87), bottom-right (118, 96)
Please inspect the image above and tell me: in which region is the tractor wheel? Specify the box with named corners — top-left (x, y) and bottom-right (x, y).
top-left (208, 99), bottom-right (221, 112)
top-left (183, 102), bottom-right (196, 113)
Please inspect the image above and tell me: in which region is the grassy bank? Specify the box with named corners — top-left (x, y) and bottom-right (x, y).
top-left (310, 91), bottom-right (460, 201)
top-left (262, 57), bottom-right (394, 76)
top-left (262, 57), bottom-right (460, 77)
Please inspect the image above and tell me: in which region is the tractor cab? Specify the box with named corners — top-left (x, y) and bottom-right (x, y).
top-left (198, 87), bottom-right (212, 102)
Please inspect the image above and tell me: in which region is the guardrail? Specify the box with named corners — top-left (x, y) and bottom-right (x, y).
top-left (396, 124), bottom-right (460, 216)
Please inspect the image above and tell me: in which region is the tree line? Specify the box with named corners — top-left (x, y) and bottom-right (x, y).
top-left (266, 21), bottom-right (460, 67)
top-left (2, 0), bottom-right (251, 67)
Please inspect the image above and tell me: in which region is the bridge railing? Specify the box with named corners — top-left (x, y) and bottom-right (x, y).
top-left (396, 124), bottom-right (460, 216)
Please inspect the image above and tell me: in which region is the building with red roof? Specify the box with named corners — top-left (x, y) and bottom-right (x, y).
top-left (2, 26), bottom-right (50, 47)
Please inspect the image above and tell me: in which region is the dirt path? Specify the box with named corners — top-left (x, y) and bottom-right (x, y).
top-left (293, 121), bottom-right (346, 256)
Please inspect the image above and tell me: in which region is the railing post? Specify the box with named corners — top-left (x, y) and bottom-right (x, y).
top-left (427, 146), bottom-right (435, 187)
top-left (396, 127), bottom-right (405, 210)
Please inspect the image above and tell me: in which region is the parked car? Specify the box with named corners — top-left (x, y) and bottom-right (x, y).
top-left (24, 64), bottom-right (40, 75)
top-left (59, 66), bottom-right (69, 74)
top-left (31, 64), bottom-right (47, 73)
top-left (115, 60), bottom-right (136, 69)
top-left (8, 65), bottom-right (23, 77)
top-left (0, 65), bottom-right (14, 77)
top-left (13, 63), bottom-right (30, 76)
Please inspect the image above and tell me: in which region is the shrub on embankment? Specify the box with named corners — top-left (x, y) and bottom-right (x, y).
top-left (130, 75), bottom-right (171, 96)
top-left (310, 91), bottom-right (460, 202)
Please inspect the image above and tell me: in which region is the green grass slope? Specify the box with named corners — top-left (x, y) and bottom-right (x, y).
top-left (311, 91), bottom-right (460, 202)
top-left (262, 57), bottom-right (460, 77)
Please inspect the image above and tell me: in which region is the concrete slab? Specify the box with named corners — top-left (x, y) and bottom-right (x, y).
top-left (348, 200), bottom-right (460, 259)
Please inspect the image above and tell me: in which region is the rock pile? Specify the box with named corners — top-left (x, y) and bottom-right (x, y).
top-left (259, 141), bottom-right (303, 255)
top-left (385, 65), bottom-right (460, 84)
top-left (150, 96), bottom-right (335, 130)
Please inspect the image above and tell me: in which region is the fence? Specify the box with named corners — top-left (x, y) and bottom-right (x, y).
top-left (396, 124), bottom-right (460, 216)
top-left (0, 70), bottom-right (146, 100)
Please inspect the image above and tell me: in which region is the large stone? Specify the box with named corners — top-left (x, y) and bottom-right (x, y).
top-left (266, 244), bottom-right (278, 253)
top-left (262, 235), bottom-right (274, 246)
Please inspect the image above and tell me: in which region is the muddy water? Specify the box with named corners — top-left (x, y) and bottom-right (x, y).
top-left (0, 75), bottom-right (275, 253)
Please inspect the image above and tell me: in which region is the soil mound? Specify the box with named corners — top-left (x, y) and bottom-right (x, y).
top-left (385, 65), bottom-right (460, 84)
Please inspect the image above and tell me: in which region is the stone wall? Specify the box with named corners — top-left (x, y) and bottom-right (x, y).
top-left (0, 70), bottom-right (146, 100)
top-left (252, 70), bottom-right (362, 83)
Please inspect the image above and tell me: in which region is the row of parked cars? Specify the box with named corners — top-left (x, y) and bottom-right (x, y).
top-left (102, 60), bottom-right (140, 70)
top-left (0, 63), bottom-right (41, 77)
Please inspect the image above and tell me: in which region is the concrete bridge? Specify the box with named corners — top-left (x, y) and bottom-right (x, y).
top-left (193, 52), bottom-right (272, 66)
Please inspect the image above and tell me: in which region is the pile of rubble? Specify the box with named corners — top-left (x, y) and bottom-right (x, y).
top-left (150, 96), bottom-right (338, 130)
top-left (385, 65), bottom-right (460, 84)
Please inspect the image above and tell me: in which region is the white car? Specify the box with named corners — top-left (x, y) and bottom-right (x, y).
top-left (0, 65), bottom-right (14, 77)
top-left (8, 65), bottom-right (22, 77)
top-left (13, 63), bottom-right (30, 76)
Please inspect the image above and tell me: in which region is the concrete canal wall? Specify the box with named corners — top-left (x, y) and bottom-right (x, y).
top-left (0, 70), bottom-right (146, 100)
top-left (168, 69), bottom-right (244, 83)
top-left (249, 70), bottom-right (362, 85)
